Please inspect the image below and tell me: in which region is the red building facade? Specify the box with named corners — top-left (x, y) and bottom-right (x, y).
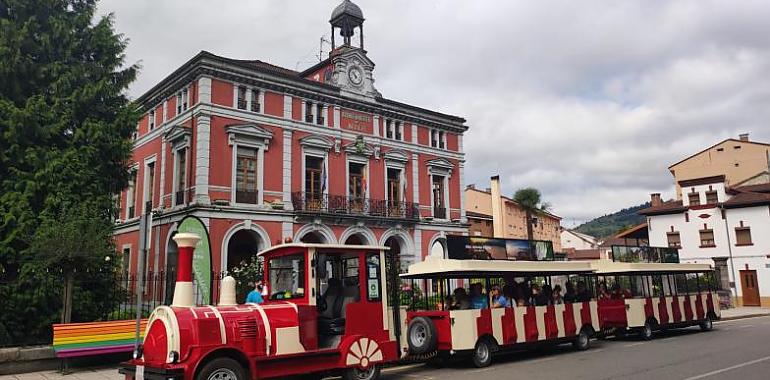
top-left (113, 1), bottom-right (468, 281)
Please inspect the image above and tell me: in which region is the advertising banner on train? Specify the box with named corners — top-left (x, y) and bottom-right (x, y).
top-left (446, 235), bottom-right (554, 261)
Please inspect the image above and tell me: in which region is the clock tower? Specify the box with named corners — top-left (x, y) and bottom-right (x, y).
top-left (328, 0), bottom-right (381, 100)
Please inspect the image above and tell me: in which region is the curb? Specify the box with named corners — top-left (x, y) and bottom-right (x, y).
top-left (717, 313), bottom-right (770, 322)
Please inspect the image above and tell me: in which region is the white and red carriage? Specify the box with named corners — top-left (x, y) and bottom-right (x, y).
top-left (121, 234), bottom-right (403, 380)
top-left (591, 261), bottom-right (721, 340)
top-left (399, 257), bottom-right (601, 367)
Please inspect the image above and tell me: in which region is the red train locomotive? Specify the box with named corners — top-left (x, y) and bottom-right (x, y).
top-left (120, 233), bottom-right (403, 380)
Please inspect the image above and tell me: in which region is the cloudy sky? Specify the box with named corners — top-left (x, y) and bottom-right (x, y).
top-left (98, 0), bottom-right (770, 227)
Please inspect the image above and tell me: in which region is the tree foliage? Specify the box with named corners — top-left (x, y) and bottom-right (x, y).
top-left (513, 187), bottom-right (551, 241)
top-left (0, 0), bottom-right (138, 345)
top-left (574, 202), bottom-right (651, 239)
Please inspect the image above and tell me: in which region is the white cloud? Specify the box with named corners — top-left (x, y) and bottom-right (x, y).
top-left (98, 0), bottom-right (770, 223)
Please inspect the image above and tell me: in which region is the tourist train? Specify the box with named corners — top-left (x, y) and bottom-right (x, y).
top-left (120, 233), bottom-right (720, 380)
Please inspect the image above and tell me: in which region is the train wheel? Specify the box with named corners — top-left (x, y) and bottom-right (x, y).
top-left (572, 328), bottom-right (591, 351)
top-left (197, 357), bottom-right (246, 380)
top-left (640, 322), bottom-right (654, 341)
top-left (471, 339), bottom-right (493, 368)
top-left (407, 317), bottom-right (437, 355)
top-left (699, 317), bottom-right (713, 332)
top-left (342, 364), bottom-right (380, 380)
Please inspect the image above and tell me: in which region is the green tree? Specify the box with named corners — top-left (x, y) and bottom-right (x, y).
top-left (513, 187), bottom-right (550, 242)
top-left (0, 0), bottom-right (138, 345)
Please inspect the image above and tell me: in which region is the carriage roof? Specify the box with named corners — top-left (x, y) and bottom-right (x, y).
top-left (258, 243), bottom-right (389, 257)
top-left (589, 260), bottom-right (713, 275)
top-left (400, 256), bottom-right (595, 279)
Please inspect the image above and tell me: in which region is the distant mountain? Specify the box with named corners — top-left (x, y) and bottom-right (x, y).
top-left (574, 202), bottom-right (651, 239)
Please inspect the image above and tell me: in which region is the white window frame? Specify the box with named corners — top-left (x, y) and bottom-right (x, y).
top-left (172, 146), bottom-right (189, 207)
top-left (426, 158), bottom-right (453, 220)
top-left (231, 142), bottom-right (265, 207)
top-left (383, 150), bottom-right (408, 204)
top-left (142, 155), bottom-right (157, 214)
top-left (126, 166), bottom-right (139, 220)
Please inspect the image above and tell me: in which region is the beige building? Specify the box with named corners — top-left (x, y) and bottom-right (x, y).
top-left (669, 133), bottom-right (770, 198)
top-left (465, 176), bottom-right (562, 252)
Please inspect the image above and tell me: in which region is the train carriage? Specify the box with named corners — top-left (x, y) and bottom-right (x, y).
top-left (399, 257), bottom-right (601, 368)
top-left (591, 260), bottom-right (721, 340)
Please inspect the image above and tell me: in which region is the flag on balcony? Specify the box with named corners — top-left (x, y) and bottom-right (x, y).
top-left (321, 156), bottom-right (327, 195)
top-left (400, 169), bottom-right (408, 204)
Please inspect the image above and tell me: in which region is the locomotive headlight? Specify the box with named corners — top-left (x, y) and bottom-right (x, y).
top-left (167, 350), bottom-right (179, 363)
top-left (132, 345), bottom-right (143, 360)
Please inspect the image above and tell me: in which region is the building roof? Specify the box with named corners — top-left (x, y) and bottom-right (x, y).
top-left (134, 50), bottom-right (468, 131)
top-left (466, 211), bottom-right (493, 220)
top-left (331, 0), bottom-right (364, 21)
top-left (677, 175), bottom-right (726, 188)
top-left (732, 183), bottom-right (770, 194)
top-left (668, 138), bottom-right (770, 170)
top-left (562, 229), bottom-right (598, 245)
top-left (723, 191), bottom-right (770, 209)
top-left (638, 200), bottom-right (686, 216)
top-left (589, 260), bottom-right (712, 274)
top-left (613, 222), bottom-right (648, 240)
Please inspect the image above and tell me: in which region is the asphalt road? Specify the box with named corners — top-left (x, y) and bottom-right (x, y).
top-left (380, 315), bottom-right (770, 380)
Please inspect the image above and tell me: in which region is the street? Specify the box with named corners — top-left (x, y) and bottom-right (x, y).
top-left (379, 315), bottom-right (770, 380)
top-left (3, 315), bottom-right (768, 380)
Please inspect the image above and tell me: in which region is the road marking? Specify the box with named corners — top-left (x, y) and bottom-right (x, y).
top-left (736, 324), bottom-right (754, 329)
top-left (623, 342), bottom-right (646, 348)
top-left (382, 363), bottom-right (425, 373)
top-left (683, 355), bottom-right (770, 380)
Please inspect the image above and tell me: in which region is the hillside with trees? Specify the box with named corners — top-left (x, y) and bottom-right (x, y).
top-left (574, 202), bottom-right (650, 239)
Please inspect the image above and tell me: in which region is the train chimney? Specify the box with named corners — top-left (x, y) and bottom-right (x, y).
top-left (172, 232), bottom-right (201, 307)
top-left (218, 276), bottom-right (237, 306)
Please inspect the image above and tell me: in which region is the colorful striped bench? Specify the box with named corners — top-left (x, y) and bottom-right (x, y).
top-left (52, 319), bottom-right (147, 358)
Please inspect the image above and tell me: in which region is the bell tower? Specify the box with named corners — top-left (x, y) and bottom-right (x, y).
top-left (330, 0), bottom-right (365, 50)
top-left (327, 0), bottom-right (381, 100)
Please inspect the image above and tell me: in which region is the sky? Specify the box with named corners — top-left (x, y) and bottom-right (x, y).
top-left (98, 0), bottom-right (770, 227)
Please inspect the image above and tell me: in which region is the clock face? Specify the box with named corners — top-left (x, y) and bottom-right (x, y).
top-left (348, 66), bottom-right (363, 86)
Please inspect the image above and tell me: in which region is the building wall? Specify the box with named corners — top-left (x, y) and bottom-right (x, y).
top-left (464, 188), bottom-right (562, 251)
top-left (561, 230), bottom-right (597, 250)
top-left (670, 139), bottom-right (770, 198)
top-left (468, 217), bottom-right (494, 237)
top-left (647, 204), bottom-right (770, 307)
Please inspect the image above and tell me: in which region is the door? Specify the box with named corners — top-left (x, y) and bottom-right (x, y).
top-left (739, 270), bottom-right (760, 306)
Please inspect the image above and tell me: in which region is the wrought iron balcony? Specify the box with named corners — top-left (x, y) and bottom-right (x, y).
top-left (236, 190), bottom-right (259, 204)
top-left (291, 192), bottom-right (419, 220)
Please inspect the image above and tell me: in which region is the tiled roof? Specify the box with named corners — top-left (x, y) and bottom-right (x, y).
top-left (677, 175), bottom-right (726, 187)
top-left (638, 200), bottom-right (686, 215)
top-left (732, 183), bottom-right (770, 194)
top-left (723, 191), bottom-right (770, 209)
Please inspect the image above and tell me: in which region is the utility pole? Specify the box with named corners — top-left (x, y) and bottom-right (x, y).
top-left (318, 36), bottom-right (330, 61)
top-left (133, 201), bottom-right (152, 359)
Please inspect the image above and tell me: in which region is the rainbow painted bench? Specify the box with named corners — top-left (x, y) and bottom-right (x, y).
top-left (52, 319), bottom-right (147, 358)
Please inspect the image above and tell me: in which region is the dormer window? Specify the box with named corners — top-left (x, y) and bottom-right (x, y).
top-left (688, 192), bottom-right (700, 206)
top-left (237, 86), bottom-right (247, 110)
top-left (705, 190), bottom-right (718, 204)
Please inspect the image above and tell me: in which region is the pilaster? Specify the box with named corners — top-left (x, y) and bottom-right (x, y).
top-left (194, 114), bottom-right (211, 204)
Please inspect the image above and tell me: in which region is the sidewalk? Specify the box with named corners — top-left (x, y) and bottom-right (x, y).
top-left (0, 367), bottom-right (121, 380)
top-left (719, 306), bottom-right (770, 321)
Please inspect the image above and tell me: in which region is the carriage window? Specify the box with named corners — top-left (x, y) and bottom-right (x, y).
top-left (366, 254), bottom-right (381, 301)
top-left (344, 257), bottom-right (360, 278)
top-left (269, 254), bottom-right (305, 300)
top-left (675, 273), bottom-right (689, 294)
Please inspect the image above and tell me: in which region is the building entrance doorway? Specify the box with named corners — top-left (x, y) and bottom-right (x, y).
top-left (739, 269), bottom-right (760, 306)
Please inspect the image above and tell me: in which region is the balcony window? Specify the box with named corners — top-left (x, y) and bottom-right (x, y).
top-left (305, 101), bottom-right (314, 123)
top-left (250, 89), bottom-right (261, 113)
top-left (705, 190), bottom-right (718, 204)
top-left (126, 170), bottom-right (137, 218)
top-left (688, 192), bottom-right (700, 206)
top-left (432, 175), bottom-right (446, 219)
top-left (735, 227), bottom-right (752, 246)
top-left (349, 162), bottom-right (366, 212)
top-left (148, 110), bottom-right (155, 131)
top-left (144, 161), bottom-right (155, 212)
top-left (386, 120), bottom-right (393, 139)
top-left (430, 130), bottom-right (438, 148)
top-left (666, 231), bottom-right (681, 249)
top-left (174, 148), bottom-right (187, 206)
top-left (305, 156), bottom-right (324, 202)
top-left (316, 104), bottom-right (325, 125)
top-left (699, 229), bottom-right (715, 248)
top-left (438, 131), bottom-right (445, 149)
top-left (237, 86), bottom-right (247, 110)
top-left (235, 147), bottom-right (258, 204)
top-left (394, 122), bottom-right (402, 141)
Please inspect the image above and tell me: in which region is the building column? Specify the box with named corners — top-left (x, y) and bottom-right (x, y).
top-left (283, 130), bottom-right (293, 210)
top-left (159, 139), bottom-right (167, 207)
top-left (282, 222), bottom-right (293, 244)
top-left (283, 95), bottom-right (292, 119)
top-left (333, 105), bottom-right (341, 129)
top-left (373, 115), bottom-right (380, 137)
top-left (413, 228), bottom-right (422, 263)
top-left (412, 123), bottom-right (418, 144)
top-left (322, 105), bottom-right (329, 127)
top-left (198, 77), bottom-right (212, 104)
top-left (412, 153), bottom-right (420, 207)
top-left (194, 114), bottom-right (211, 204)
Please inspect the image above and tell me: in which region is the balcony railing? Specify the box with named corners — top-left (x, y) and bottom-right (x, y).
top-left (251, 102), bottom-right (261, 113)
top-left (291, 192), bottom-right (419, 220)
top-left (433, 206), bottom-right (447, 219)
top-left (236, 190), bottom-right (259, 204)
